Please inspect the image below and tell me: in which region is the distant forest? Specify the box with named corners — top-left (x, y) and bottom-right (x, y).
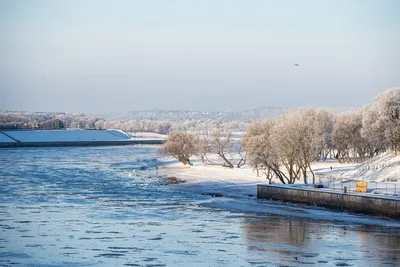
top-left (0, 108), bottom-right (298, 133)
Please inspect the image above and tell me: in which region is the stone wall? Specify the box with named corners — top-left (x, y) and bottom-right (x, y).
top-left (257, 185), bottom-right (400, 219)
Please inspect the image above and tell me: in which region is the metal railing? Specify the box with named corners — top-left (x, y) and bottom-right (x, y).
top-left (315, 175), bottom-right (399, 197)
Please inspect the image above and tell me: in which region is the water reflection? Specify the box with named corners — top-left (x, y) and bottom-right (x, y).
top-left (243, 216), bottom-right (400, 266)
top-left (245, 216), bottom-right (309, 247)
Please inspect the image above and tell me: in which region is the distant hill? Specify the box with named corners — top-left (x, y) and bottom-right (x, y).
top-left (101, 107), bottom-right (353, 122)
top-left (103, 108), bottom-right (287, 122)
top-left (1, 107), bottom-right (355, 134)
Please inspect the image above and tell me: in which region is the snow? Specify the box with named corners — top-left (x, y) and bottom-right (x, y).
top-left (312, 154), bottom-right (400, 196)
top-left (160, 163), bottom-right (263, 198)
top-left (129, 132), bottom-right (168, 140)
top-left (158, 154), bottom-right (400, 206)
top-left (341, 152), bottom-right (400, 182)
top-left (158, 157), bottom-right (357, 199)
top-left (156, 158), bottom-right (400, 226)
top-left (2, 130), bottom-right (132, 143)
top-left (0, 133), bottom-right (17, 143)
top-left (104, 129), bottom-right (131, 139)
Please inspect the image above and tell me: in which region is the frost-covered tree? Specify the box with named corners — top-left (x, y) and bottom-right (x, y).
top-left (333, 113), bottom-right (354, 163)
top-left (314, 109), bottom-right (334, 160)
top-left (242, 120), bottom-right (284, 183)
top-left (295, 109), bottom-right (329, 183)
top-left (193, 134), bottom-right (210, 164)
top-left (243, 108), bottom-right (332, 184)
top-left (270, 113), bottom-right (302, 183)
top-left (361, 107), bottom-right (387, 157)
top-left (270, 109), bottom-right (326, 184)
top-left (207, 129), bottom-right (234, 168)
top-left (332, 111), bottom-right (370, 163)
top-left (373, 88), bottom-right (400, 154)
top-left (160, 132), bottom-right (196, 166)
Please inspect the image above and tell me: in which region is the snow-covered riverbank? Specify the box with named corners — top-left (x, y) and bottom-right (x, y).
top-left (155, 158), bottom-right (400, 227)
top-left (157, 159), bottom-right (356, 198)
top-left (158, 153), bottom-right (400, 203)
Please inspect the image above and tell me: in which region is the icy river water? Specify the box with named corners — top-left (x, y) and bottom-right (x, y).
top-left (1, 146), bottom-right (400, 267)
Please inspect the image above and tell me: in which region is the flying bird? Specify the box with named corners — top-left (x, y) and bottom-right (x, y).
top-left (294, 64), bottom-right (299, 67)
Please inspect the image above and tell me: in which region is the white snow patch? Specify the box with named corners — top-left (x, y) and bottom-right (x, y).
top-left (159, 159), bottom-right (264, 199)
top-left (157, 156), bottom-right (400, 225)
top-left (341, 152), bottom-right (400, 182)
top-left (129, 132), bottom-right (168, 140)
top-left (159, 157), bottom-right (361, 199)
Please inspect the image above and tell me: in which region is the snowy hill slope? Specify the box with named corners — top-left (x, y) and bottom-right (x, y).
top-left (104, 107), bottom-right (353, 122)
top-left (342, 152), bottom-right (400, 182)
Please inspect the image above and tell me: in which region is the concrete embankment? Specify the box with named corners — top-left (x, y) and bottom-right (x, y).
top-left (257, 184), bottom-right (400, 219)
top-left (0, 139), bottom-right (164, 148)
top-left (0, 130), bottom-right (165, 148)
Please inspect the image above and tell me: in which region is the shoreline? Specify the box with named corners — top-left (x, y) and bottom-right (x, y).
top-left (156, 158), bottom-right (400, 226)
top-left (157, 159), bottom-right (359, 199)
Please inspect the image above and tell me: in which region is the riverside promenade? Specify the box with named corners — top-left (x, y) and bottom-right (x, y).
top-left (257, 184), bottom-right (400, 219)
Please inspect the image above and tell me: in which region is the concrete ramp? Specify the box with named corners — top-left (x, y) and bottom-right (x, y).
top-left (0, 132), bottom-right (18, 143)
top-left (0, 130), bottom-right (164, 147)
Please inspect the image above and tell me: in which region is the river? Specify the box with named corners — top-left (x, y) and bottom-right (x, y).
top-left (0, 146), bottom-right (399, 267)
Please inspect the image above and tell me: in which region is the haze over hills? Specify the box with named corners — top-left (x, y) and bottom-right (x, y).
top-left (100, 107), bottom-right (354, 122)
top-left (1, 106), bottom-right (355, 133)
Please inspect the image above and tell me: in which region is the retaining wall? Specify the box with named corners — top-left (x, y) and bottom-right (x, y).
top-left (0, 139), bottom-right (164, 148)
top-left (257, 184), bottom-right (400, 219)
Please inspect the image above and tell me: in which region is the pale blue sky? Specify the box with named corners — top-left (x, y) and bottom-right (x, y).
top-left (1, 0), bottom-right (399, 113)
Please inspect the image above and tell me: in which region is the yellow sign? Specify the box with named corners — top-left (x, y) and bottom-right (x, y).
top-left (355, 182), bottom-right (368, 193)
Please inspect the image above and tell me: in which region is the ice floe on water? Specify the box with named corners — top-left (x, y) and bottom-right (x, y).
top-left (1, 146), bottom-right (400, 266)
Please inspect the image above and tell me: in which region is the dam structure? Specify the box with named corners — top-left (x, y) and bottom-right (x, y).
top-left (0, 130), bottom-right (164, 147)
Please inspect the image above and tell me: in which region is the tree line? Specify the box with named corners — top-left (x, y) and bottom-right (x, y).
top-left (161, 88), bottom-right (400, 184)
top-left (0, 111), bottom-right (249, 134)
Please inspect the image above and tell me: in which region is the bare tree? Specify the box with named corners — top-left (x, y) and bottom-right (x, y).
top-left (295, 109), bottom-right (326, 184)
top-left (271, 112), bottom-right (304, 184)
top-left (333, 113), bottom-right (353, 163)
top-left (207, 129), bottom-right (234, 168)
top-left (160, 132), bottom-right (196, 166)
top-left (242, 120), bottom-right (289, 184)
top-left (231, 140), bottom-right (247, 168)
top-left (269, 109), bottom-right (327, 184)
top-left (361, 107), bottom-right (387, 157)
top-left (314, 110), bottom-right (334, 161)
top-left (333, 111), bottom-right (370, 163)
top-left (193, 134), bottom-right (210, 164)
top-left (372, 88), bottom-right (400, 154)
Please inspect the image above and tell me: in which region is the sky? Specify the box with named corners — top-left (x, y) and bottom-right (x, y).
top-left (1, 0), bottom-right (399, 114)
